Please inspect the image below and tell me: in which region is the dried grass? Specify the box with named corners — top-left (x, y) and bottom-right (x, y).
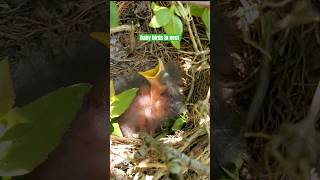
top-left (219, 0), bottom-right (320, 179)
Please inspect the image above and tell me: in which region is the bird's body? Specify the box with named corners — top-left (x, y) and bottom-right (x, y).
top-left (115, 60), bottom-right (185, 137)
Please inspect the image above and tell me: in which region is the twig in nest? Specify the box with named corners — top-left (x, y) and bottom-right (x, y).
top-left (180, 1), bottom-right (210, 8)
top-left (186, 66), bottom-right (195, 102)
top-left (177, 2), bottom-right (199, 53)
top-left (266, 81), bottom-right (320, 180)
top-left (178, 127), bottom-right (207, 152)
top-left (110, 25), bottom-right (134, 34)
top-left (179, 49), bottom-right (210, 56)
top-left (72, 1), bottom-right (105, 21)
top-left (244, 132), bottom-right (272, 139)
top-left (110, 25), bottom-right (136, 54)
top-left (221, 67), bottom-right (259, 88)
top-left (137, 133), bottom-right (210, 177)
top-left (262, 0), bottom-right (293, 8)
top-left (244, 28), bottom-right (272, 129)
top-left (0, 1), bottom-right (27, 14)
top-left (190, 13), bottom-right (207, 62)
top-left (110, 167), bottom-right (127, 180)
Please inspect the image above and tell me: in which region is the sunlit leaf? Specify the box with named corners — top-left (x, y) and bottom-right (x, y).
top-left (110, 80), bottom-right (115, 100)
top-left (0, 57), bottom-right (15, 117)
top-left (164, 15), bottom-right (183, 49)
top-left (110, 88), bottom-right (138, 119)
top-left (171, 114), bottom-right (187, 132)
top-left (0, 84), bottom-right (91, 176)
top-left (201, 8), bottom-right (210, 32)
top-left (190, 4), bottom-right (205, 17)
top-left (149, 7), bottom-right (172, 28)
top-left (151, 2), bottom-right (166, 13)
top-left (110, 1), bottom-right (119, 28)
top-left (110, 118), bottom-right (123, 137)
top-left (109, 87), bottom-right (138, 137)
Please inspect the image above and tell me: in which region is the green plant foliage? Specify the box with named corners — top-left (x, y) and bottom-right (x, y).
top-left (190, 4), bottom-right (210, 32)
top-left (190, 4), bottom-right (205, 17)
top-left (0, 84), bottom-right (91, 176)
top-left (110, 118), bottom-right (123, 137)
top-left (171, 113), bottom-right (187, 132)
top-left (174, 5), bottom-right (189, 18)
top-left (164, 15), bottom-right (183, 49)
top-left (149, 7), bottom-right (172, 28)
top-left (110, 88), bottom-right (138, 136)
top-left (110, 80), bottom-right (115, 98)
top-left (149, 3), bottom-right (183, 49)
top-left (201, 8), bottom-right (210, 32)
top-left (151, 2), bottom-right (165, 13)
top-left (110, 88), bottom-right (138, 119)
top-left (110, 1), bottom-right (119, 28)
top-left (0, 58), bottom-right (15, 117)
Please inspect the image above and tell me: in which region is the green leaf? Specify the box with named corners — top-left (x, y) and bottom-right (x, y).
top-left (174, 5), bottom-right (189, 18)
top-left (110, 80), bottom-right (115, 100)
top-left (151, 2), bottom-right (166, 13)
top-left (110, 118), bottom-right (123, 137)
top-left (110, 1), bottom-right (119, 28)
top-left (190, 4), bottom-right (205, 17)
top-left (149, 7), bottom-right (172, 28)
top-left (110, 88), bottom-right (138, 119)
top-left (171, 114), bottom-right (187, 132)
top-left (151, 2), bottom-right (157, 10)
top-left (201, 8), bottom-right (210, 32)
top-left (0, 84), bottom-right (91, 176)
top-left (164, 15), bottom-right (183, 49)
top-left (0, 57), bottom-right (15, 117)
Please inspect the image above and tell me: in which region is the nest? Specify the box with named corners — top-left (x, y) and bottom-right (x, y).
top-left (218, 0), bottom-right (320, 179)
top-left (0, 0), bottom-right (106, 58)
top-left (110, 1), bottom-right (210, 179)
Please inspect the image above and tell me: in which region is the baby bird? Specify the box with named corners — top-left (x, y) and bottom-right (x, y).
top-left (114, 60), bottom-right (185, 137)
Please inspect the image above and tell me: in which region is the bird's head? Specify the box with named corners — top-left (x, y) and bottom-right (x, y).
top-left (138, 60), bottom-right (183, 95)
top-left (138, 59), bottom-right (182, 84)
top-left (138, 59), bottom-right (168, 93)
top-left (138, 59), bottom-right (185, 115)
top-left (138, 59), bottom-right (165, 81)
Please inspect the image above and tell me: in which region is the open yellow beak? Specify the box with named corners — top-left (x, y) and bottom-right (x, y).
top-left (138, 59), bottom-right (165, 80)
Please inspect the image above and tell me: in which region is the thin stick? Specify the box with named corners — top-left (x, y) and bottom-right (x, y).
top-left (177, 2), bottom-right (199, 53)
top-left (110, 25), bottom-right (133, 34)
